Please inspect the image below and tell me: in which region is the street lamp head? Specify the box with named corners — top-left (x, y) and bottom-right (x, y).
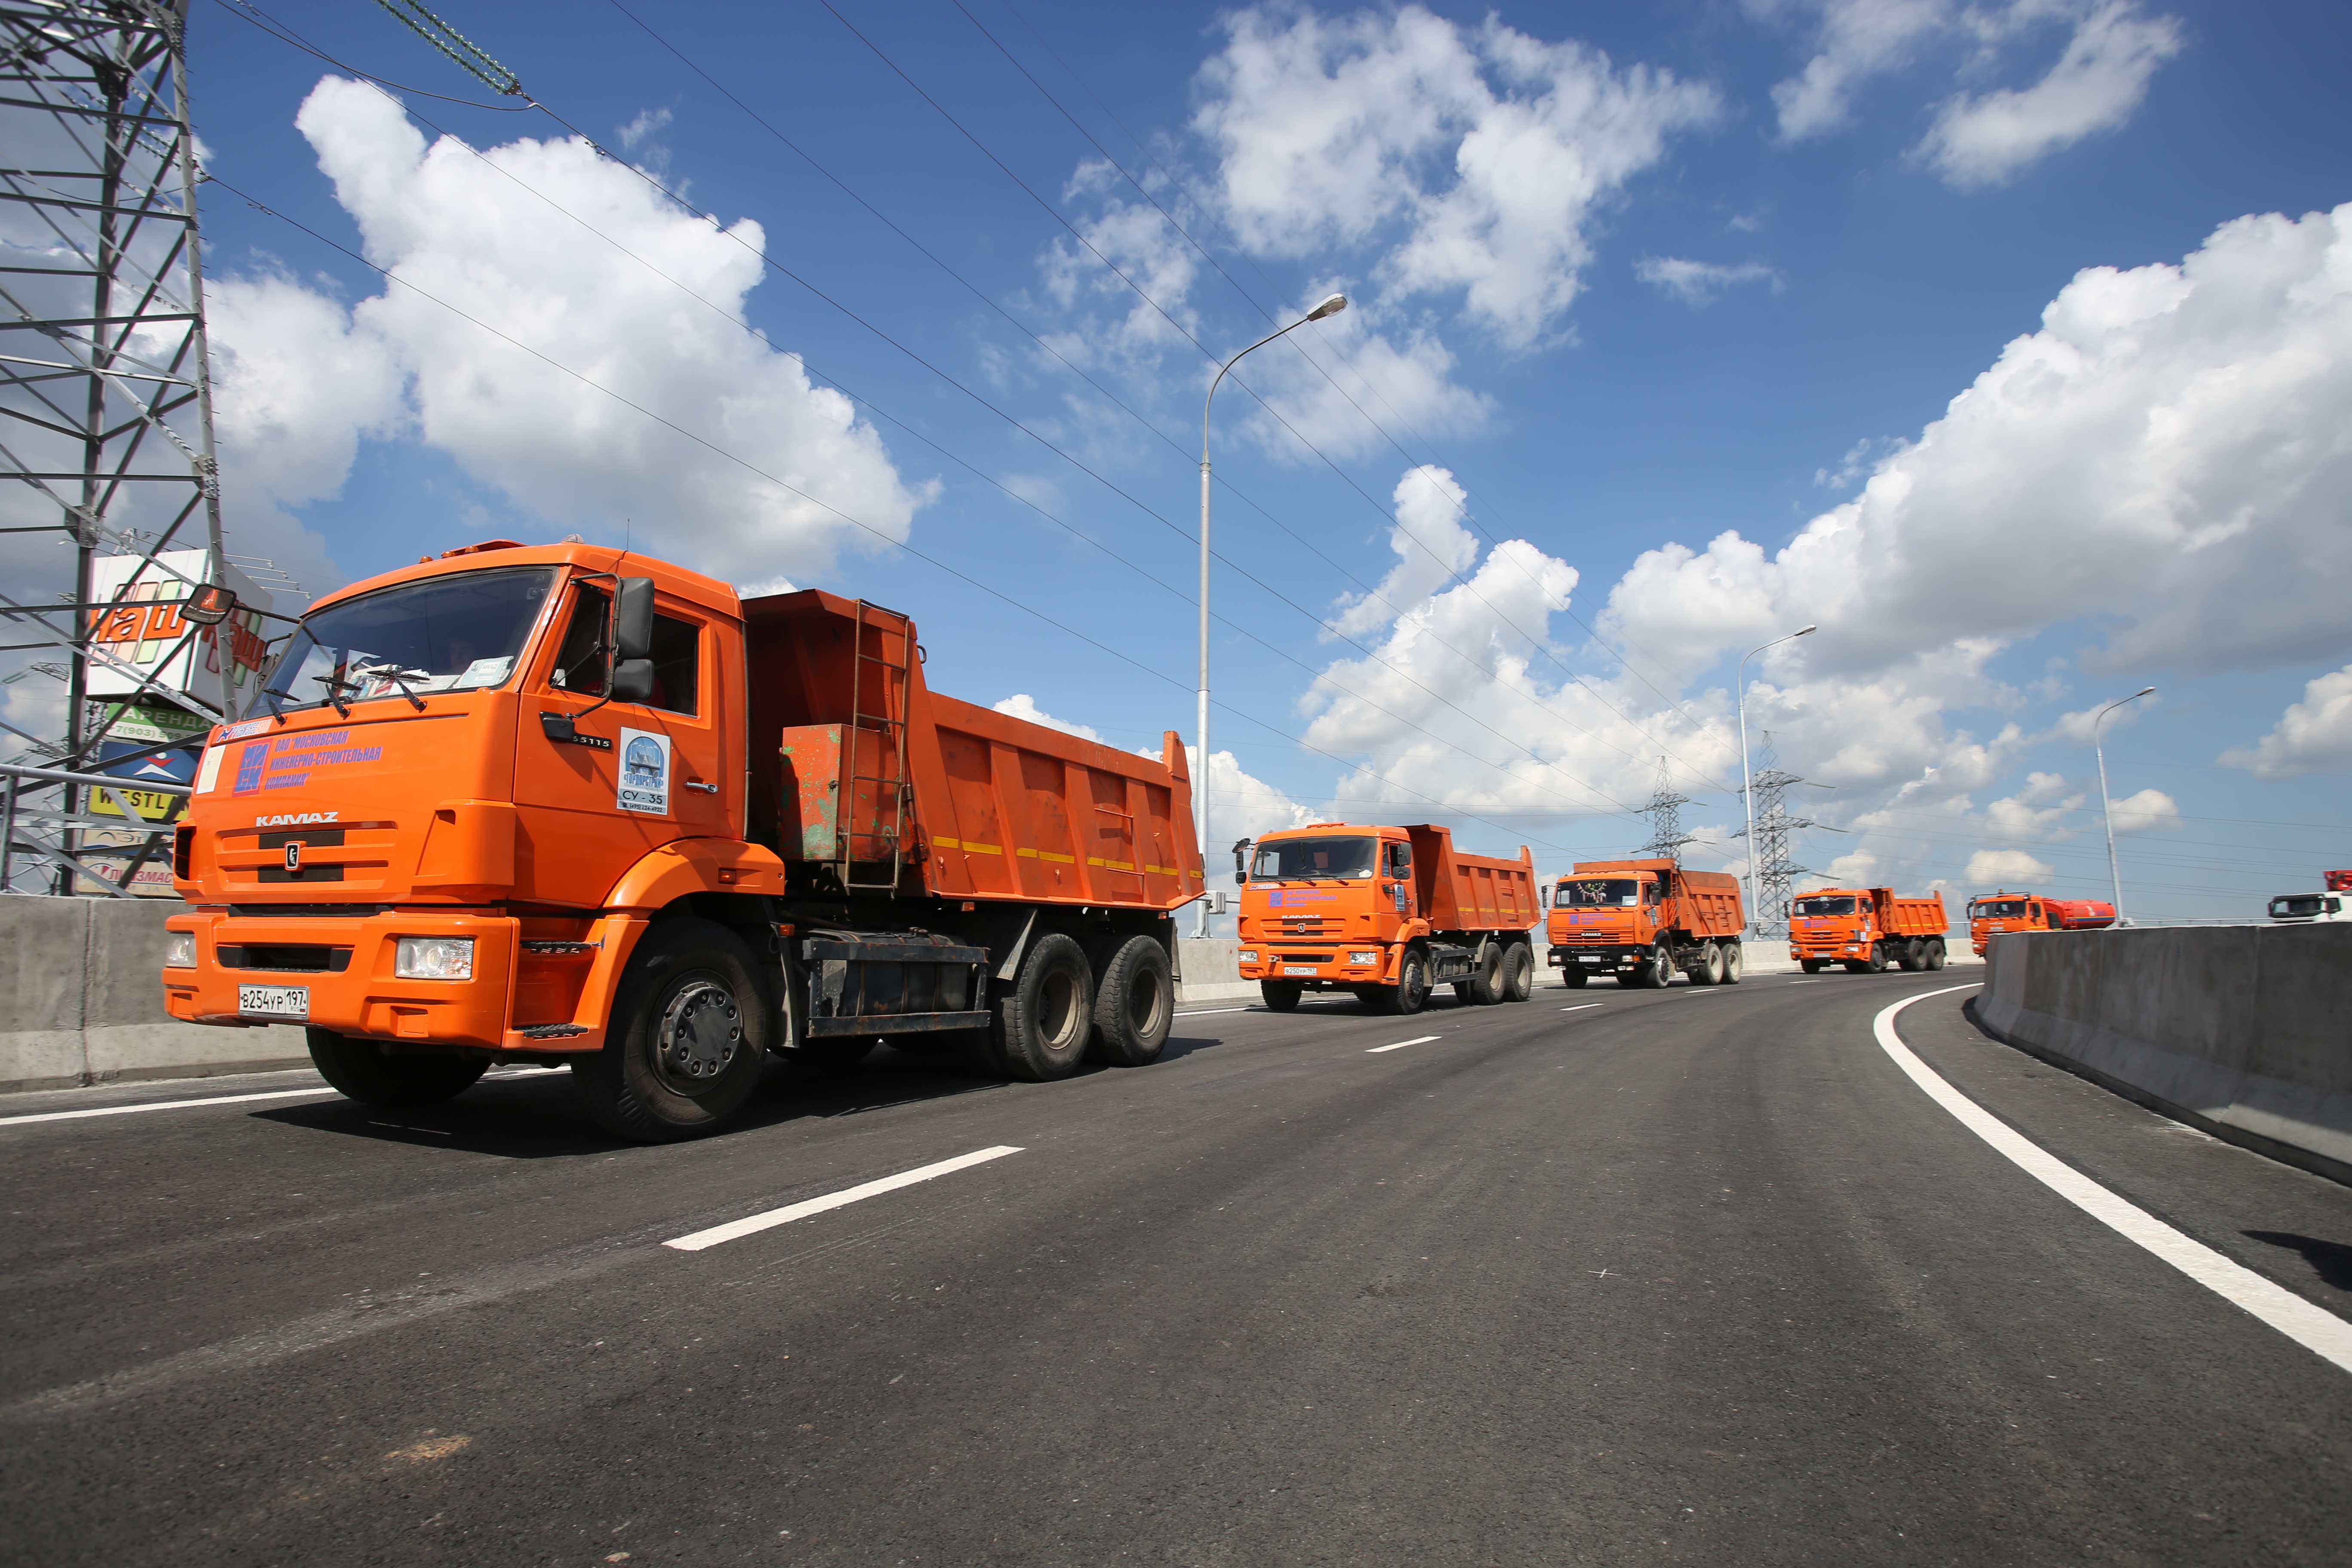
top-left (2134, 686), bottom-right (2156, 698)
top-left (1795, 624), bottom-right (1817, 637)
top-left (1305, 293), bottom-right (1348, 321)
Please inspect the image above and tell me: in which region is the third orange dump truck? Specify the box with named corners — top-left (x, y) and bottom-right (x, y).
top-left (1233, 824), bottom-right (1540, 1014)
top-left (160, 540), bottom-right (1205, 1140)
top-left (1788, 886), bottom-right (1949, 973)
top-left (1546, 857), bottom-right (1744, 987)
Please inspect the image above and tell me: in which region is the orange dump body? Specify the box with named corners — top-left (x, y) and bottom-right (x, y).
top-left (1234, 822), bottom-right (1536, 994)
top-left (1788, 886), bottom-right (1948, 964)
top-left (163, 549), bottom-right (1201, 1058)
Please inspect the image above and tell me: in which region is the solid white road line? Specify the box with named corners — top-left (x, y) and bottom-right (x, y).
top-left (1786, 979), bottom-right (1822, 985)
top-left (1560, 1003), bottom-right (1605, 1013)
top-left (1174, 1006), bottom-right (1257, 1016)
top-left (664, 1146), bottom-right (1024, 1252)
top-left (1875, 986), bottom-right (2352, 1377)
top-left (1366, 1035), bottom-right (1441, 1054)
top-left (0, 1087), bottom-right (337, 1128)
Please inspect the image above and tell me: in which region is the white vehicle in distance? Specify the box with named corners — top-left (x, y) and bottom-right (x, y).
top-left (2267, 891), bottom-right (2350, 923)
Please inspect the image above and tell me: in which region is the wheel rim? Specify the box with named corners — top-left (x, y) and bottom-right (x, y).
top-left (1038, 968), bottom-right (1082, 1047)
top-left (1124, 968), bottom-right (1165, 1036)
top-left (655, 976), bottom-right (743, 1093)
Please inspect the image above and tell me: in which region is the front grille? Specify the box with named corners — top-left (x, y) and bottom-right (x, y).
top-left (216, 943), bottom-right (353, 974)
top-left (258, 864), bottom-right (345, 883)
top-left (229, 904), bottom-right (389, 917)
top-left (1268, 952), bottom-right (1335, 964)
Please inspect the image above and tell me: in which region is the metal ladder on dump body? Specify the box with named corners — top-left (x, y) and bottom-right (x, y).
top-left (840, 600), bottom-right (914, 895)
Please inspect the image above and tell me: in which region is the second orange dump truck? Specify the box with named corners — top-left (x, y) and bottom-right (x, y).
top-left (1233, 824), bottom-right (1540, 1014)
top-left (1788, 886), bottom-right (1950, 973)
top-left (161, 540), bottom-right (1206, 1141)
top-left (1546, 858), bottom-right (1744, 988)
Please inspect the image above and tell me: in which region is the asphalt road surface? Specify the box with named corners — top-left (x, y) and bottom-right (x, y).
top-left (4, 969), bottom-right (2349, 1566)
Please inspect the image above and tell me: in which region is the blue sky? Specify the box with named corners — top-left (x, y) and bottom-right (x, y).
top-left (101, 0), bottom-right (2352, 919)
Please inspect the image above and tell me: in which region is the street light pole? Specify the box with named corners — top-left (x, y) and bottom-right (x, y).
top-left (1196, 292), bottom-right (1347, 937)
top-left (2094, 686), bottom-right (2156, 923)
top-left (1737, 624), bottom-right (1816, 935)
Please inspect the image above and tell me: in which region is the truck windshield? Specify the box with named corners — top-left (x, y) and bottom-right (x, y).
top-left (1556, 878), bottom-right (1639, 908)
top-left (1252, 836), bottom-right (1375, 880)
top-left (1792, 896), bottom-right (1856, 917)
top-left (2271, 895), bottom-right (2328, 918)
top-left (1972, 899), bottom-right (2029, 919)
top-left (261, 567), bottom-right (556, 712)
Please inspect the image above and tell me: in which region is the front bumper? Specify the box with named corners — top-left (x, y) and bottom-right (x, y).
top-left (1237, 942), bottom-right (1394, 986)
top-left (1548, 945), bottom-right (1644, 969)
top-left (162, 907), bottom-right (645, 1054)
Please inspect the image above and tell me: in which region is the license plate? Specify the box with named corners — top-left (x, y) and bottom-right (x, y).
top-left (1580, 956), bottom-right (1605, 965)
top-left (1281, 965), bottom-right (1318, 976)
top-left (239, 984), bottom-right (309, 1020)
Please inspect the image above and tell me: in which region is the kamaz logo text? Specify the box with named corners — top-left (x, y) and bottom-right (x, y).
top-left (254, 811), bottom-right (339, 827)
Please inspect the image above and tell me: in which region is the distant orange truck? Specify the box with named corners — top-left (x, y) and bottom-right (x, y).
top-left (1234, 824), bottom-right (1540, 1014)
top-left (162, 540), bottom-right (1206, 1140)
top-left (1964, 891), bottom-right (2116, 957)
top-left (1546, 857), bottom-right (1744, 988)
top-left (1788, 886), bottom-right (1949, 973)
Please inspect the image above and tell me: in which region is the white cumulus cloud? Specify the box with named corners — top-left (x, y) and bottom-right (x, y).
top-left (2220, 664), bottom-right (2352, 779)
top-left (1963, 848), bottom-right (2055, 885)
top-left (207, 77), bottom-right (931, 588)
top-left (1635, 256), bottom-right (1778, 305)
top-left (1919, 0), bottom-right (2184, 187)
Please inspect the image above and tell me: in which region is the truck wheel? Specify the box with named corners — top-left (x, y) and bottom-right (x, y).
top-left (1090, 935), bottom-right (1172, 1067)
top-left (1898, 939), bottom-right (1924, 972)
top-left (573, 918), bottom-right (770, 1142)
top-left (1925, 939), bottom-right (1947, 971)
top-left (1468, 943), bottom-right (1506, 1005)
top-left (306, 1027), bottom-right (487, 1109)
top-left (1384, 948), bottom-right (1430, 1015)
top-left (1559, 966), bottom-right (1589, 989)
top-left (1502, 943), bottom-right (1534, 1002)
top-left (1862, 943), bottom-right (1887, 974)
top-left (986, 931), bottom-right (1094, 1082)
top-left (1642, 941), bottom-right (1674, 989)
top-left (1800, 959), bottom-right (1825, 975)
top-left (1260, 980), bottom-right (1304, 1012)
top-left (1721, 942), bottom-right (1743, 985)
top-left (1693, 940), bottom-right (1725, 986)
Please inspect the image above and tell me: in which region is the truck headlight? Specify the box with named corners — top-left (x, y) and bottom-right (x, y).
top-left (1348, 951), bottom-right (1378, 965)
top-left (395, 936), bottom-right (475, 980)
top-left (1239, 949), bottom-right (1258, 963)
top-left (163, 930), bottom-right (196, 968)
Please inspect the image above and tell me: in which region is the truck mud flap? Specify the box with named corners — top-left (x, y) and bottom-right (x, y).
top-left (803, 937), bottom-right (990, 1037)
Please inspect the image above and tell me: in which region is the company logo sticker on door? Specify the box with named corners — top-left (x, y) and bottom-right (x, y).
top-left (618, 728), bottom-right (672, 816)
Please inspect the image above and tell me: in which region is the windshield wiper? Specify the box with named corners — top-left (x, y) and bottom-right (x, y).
top-left (308, 673), bottom-right (357, 718)
top-left (353, 662), bottom-right (429, 712)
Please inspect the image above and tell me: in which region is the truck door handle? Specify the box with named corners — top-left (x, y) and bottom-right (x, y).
top-left (683, 779), bottom-right (719, 794)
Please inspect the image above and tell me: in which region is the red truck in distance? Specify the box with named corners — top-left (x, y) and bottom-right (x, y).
top-left (1546, 858), bottom-right (1744, 988)
top-left (1788, 887), bottom-right (1949, 973)
top-left (1964, 891), bottom-right (2116, 957)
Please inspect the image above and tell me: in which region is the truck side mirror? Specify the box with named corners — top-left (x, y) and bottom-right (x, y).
top-left (1232, 838), bottom-right (1252, 885)
top-left (611, 658), bottom-right (656, 704)
top-left (614, 577), bottom-right (656, 661)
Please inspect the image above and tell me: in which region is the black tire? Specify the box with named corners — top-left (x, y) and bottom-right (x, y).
top-left (1926, 939), bottom-right (1947, 971)
top-left (1844, 959), bottom-right (1871, 974)
top-left (1560, 965), bottom-right (1589, 989)
top-left (573, 919), bottom-right (769, 1142)
top-left (1693, 940), bottom-right (1725, 986)
top-left (1643, 940), bottom-right (1675, 989)
top-left (1467, 943), bottom-right (1505, 1005)
top-left (1383, 948), bottom-right (1430, 1015)
top-left (1501, 943), bottom-right (1534, 1002)
top-left (306, 1026), bottom-right (487, 1109)
top-left (1898, 938), bottom-right (1924, 973)
top-left (1348, 984), bottom-right (1387, 1009)
top-left (986, 931), bottom-right (1094, 1082)
top-left (1862, 943), bottom-right (1887, 974)
top-left (1800, 959), bottom-right (1825, 974)
top-left (1260, 980), bottom-right (1305, 1012)
top-left (1090, 936), bottom-right (1172, 1067)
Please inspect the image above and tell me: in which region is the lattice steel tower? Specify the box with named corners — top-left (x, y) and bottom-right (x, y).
top-left (2, 0), bottom-right (234, 894)
top-left (1637, 755), bottom-right (1696, 861)
top-left (1741, 734), bottom-right (1820, 937)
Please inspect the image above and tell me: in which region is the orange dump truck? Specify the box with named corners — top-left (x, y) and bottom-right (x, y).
top-left (161, 540), bottom-right (1204, 1140)
top-left (1546, 857), bottom-right (1745, 988)
top-left (1232, 824), bottom-right (1539, 1014)
top-left (1964, 891), bottom-right (2116, 957)
top-left (1788, 887), bottom-right (1949, 973)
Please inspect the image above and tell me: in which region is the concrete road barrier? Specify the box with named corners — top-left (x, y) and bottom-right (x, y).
top-left (1, 897), bottom-right (308, 1093)
top-left (1970, 924), bottom-right (2352, 1185)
